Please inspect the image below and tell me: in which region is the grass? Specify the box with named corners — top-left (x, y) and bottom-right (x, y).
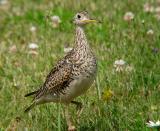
top-left (0, 0), bottom-right (160, 130)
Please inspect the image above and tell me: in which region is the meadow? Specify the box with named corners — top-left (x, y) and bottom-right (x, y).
top-left (0, 0), bottom-right (160, 130)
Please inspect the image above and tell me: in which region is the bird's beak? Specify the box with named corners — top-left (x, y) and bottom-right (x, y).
top-left (80, 19), bottom-right (99, 23)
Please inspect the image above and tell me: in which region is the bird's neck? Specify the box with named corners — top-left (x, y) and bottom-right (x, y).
top-left (75, 26), bottom-right (89, 48)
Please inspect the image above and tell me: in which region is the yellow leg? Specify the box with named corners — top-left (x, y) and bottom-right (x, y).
top-left (64, 105), bottom-right (76, 131)
top-left (71, 101), bottom-right (83, 117)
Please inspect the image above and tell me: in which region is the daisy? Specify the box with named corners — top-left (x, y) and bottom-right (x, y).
top-left (146, 29), bottom-right (154, 35)
top-left (143, 3), bottom-right (154, 13)
top-left (30, 26), bottom-right (36, 32)
top-left (51, 15), bottom-right (61, 28)
top-left (28, 43), bottom-right (38, 50)
top-left (123, 12), bottom-right (134, 22)
top-left (114, 59), bottom-right (126, 72)
top-left (155, 7), bottom-right (160, 14)
top-left (0, 0), bottom-right (8, 5)
top-left (146, 120), bottom-right (160, 129)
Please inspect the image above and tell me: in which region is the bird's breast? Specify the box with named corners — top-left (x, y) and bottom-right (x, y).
top-left (62, 73), bottom-right (95, 103)
top-left (60, 57), bottom-right (97, 103)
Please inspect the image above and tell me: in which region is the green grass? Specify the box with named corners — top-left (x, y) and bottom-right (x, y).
top-left (0, 0), bottom-right (160, 130)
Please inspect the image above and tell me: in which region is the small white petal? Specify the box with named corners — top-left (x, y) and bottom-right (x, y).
top-left (123, 12), bottom-right (134, 21)
top-left (30, 26), bottom-right (36, 32)
top-left (114, 59), bottom-right (128, 72)
top-left (149, 121), bottom-right (155, 125)
top-left (146, 120), bottom-right (160, 128)
top-left (156, 120), bottom-right (160, 125)
top-left (114, 59), bottom-right (126, 66)
top-left (51, 15), bottom-right (61, 23)
top-left (155, 7), bottom-right (160, 13)
top-left (51, 15), bottom-right (61, 28)
top-left (28, 43), bottom-right (38, 49)
top-left (143, 3), bottom-right (154, 13)
top-left (147, 29), bottom-right (154, 35)
top-left (0, 0), bottom-right (8, 5)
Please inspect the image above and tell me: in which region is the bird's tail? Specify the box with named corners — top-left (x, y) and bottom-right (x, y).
top-left (24, 90), bottom-right (38, 97)
top-left (24, 102), bottom-right (36, 113)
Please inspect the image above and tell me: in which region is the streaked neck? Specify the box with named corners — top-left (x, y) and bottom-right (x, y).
top-left (75, 26), bottom-right (88, 48)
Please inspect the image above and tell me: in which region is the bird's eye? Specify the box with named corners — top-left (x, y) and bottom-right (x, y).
top-left (77, 15), bottom-right (81, 19)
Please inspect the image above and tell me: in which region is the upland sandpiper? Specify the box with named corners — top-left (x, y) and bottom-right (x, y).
top-left (25, 11), bottom-right (98, 130)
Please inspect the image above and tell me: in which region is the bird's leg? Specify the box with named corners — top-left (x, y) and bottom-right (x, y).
top-left (64, 105), bottom-right (76, 131)
top-left (71, 101), bottom-right (83, 117)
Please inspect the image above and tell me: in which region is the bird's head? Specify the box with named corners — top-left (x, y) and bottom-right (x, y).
top-left (73, 11), bottom-right (99, 26)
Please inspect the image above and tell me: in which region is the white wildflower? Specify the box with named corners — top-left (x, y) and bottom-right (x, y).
top-left (146, 29), bottom-right (154, 35)
top-left (155, 7), bottom-right (160, 14)
top-left (64, 47), bottom-right (72, 53)
top-left (0, 0), bottom-right (8, 5)
top-left (30, 26), bottom-right (36, 32)
top-left (28, 43), bottom-right (38, 50)
top-left (51, 15), bottom-right (61, 28)
top-left (114, 59), bottom-right (126, 72)
top-left (123, 12), bottom-right (134, 22)
top-left (143, 3), bottom-right (154, 13)
top-left (146, 120), bottom-right (160, 128)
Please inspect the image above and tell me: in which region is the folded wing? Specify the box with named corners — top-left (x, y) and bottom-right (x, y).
top-left (34, 60), bottom-right (73, 100)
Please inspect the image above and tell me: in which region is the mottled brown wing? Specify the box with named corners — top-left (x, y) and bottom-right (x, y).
top-left (35, 60), bottom-right (73, 99)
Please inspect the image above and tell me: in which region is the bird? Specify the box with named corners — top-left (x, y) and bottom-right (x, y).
top-left (24, 11), bottom-right (99, 131)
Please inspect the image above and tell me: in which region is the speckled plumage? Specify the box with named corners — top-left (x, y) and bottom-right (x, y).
top-left (25, 11), bottom-right (97, 114)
